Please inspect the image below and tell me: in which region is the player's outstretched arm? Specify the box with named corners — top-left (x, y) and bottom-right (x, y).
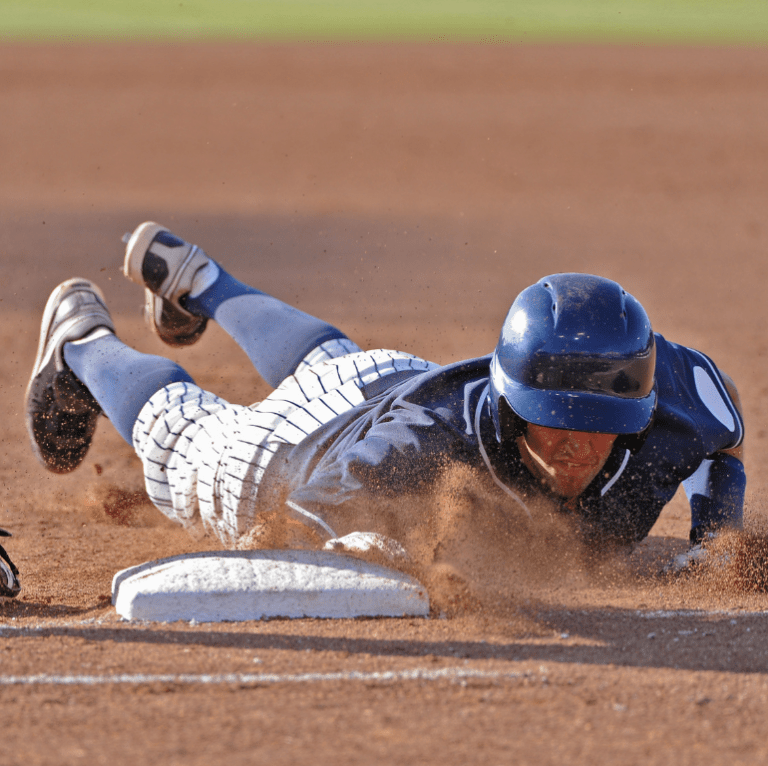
top-left (672, 371), bottom-right (746, 572)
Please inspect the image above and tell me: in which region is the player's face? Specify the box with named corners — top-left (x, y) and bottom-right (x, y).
top-left (517, 424), bottom-right (617, 500)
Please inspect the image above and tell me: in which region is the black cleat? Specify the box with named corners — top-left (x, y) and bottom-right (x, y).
top-left (0, 529), bottom-right (20, 598)
top-left (25, 279), bottom-right (115, 473)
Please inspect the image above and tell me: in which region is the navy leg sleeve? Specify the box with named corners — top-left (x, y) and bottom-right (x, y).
top-left (183, 269), bottom-right (348, 388)
top-left (63, 334), bottom-right (195, 444)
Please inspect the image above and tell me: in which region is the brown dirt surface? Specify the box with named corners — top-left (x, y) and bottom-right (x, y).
top-left (2, 41), bottom-right (768, 765)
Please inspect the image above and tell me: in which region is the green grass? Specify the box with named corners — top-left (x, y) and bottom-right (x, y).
top-left (1, 0), bottom-right (768, 43)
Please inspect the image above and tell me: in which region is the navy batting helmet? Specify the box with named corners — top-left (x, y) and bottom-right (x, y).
top-left (489, 273), bottom-right (656, 439)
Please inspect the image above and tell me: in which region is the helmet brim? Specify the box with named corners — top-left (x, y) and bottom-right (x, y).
top-left (492, 358), bottom-right (657, 434)
top-left (504, 385), bottom-right (656, 434)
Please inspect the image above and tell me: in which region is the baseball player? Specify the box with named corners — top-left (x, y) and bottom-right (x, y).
top-left (25, 222), bottom-right (745, 577)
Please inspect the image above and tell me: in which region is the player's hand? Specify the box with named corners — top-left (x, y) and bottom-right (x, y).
top-left (666, 542), bottom-right (709, 573)
top-left (665, 532), bottom-right (729, 574)
top-left (323, 532), bottom-right (410, 563)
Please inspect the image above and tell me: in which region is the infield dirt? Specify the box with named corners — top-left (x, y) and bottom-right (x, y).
top-left (1, 42), bottom-right (768, 765)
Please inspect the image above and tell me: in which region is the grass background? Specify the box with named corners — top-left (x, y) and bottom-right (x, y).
top-left (1, 0), bottom-right (767, 44)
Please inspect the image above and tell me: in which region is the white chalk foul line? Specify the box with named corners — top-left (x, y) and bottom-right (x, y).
top-left (0, 667), bottom-right (528, 687)
top-left (637, 610), bottom-right (768, 618)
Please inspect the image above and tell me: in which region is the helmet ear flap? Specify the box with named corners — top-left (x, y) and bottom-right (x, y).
top-left (497, 396), bottom-right (527, 443)
top-left (615, 416), bottom-right (654, 455)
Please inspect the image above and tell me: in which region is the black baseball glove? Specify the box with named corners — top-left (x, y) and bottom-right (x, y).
top-left (0, 529), bottom-right (20, 598)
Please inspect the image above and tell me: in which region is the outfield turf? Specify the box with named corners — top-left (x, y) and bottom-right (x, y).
top-left (1, 0), bottom-right (768, 43)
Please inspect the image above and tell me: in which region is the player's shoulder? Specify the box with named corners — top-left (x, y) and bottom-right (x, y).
top-left (393, 354), bottom-right (491, 390)
top-left (653, 333), bottom-right (743, 447)
top-left (376, 355), bottom-right (493, 432)
top-left (654, 332), bottom-right (726, 387)
top-left (395, 354), bottom-right (492, 400)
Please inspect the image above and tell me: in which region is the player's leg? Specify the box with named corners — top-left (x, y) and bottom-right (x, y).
top-left (122, 222), bottom-right (360, 388)
top-left (25, 278), bottom-right (194, 470)
top-left (185, 270), bottom-right (361, 386)
top-left (25, 278), bottom-right (274, 543)
top-left (63, 333), bottom-right (195, 445)
top-left (61, 322), bottom-right (318, 543)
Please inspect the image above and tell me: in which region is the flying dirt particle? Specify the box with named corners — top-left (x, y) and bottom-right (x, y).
top-left (85, 484), bottom-right (158, 527)
top-left (710, 529), bottom-right (768, 593)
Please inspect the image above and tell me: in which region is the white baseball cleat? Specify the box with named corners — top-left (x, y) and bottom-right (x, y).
top-left (25, 278), bottom-right (115, 473)
top-left (323, 532), bottom-right (411, 564)
top-left (122, 221), bottom-right (215, 347)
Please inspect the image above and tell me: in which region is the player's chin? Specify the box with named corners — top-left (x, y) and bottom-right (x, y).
top-left (550, 467), bottom-right (599, 498)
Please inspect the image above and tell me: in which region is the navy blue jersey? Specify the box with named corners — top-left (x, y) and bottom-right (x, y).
top-left (260, 334), bottom-right (743, 549)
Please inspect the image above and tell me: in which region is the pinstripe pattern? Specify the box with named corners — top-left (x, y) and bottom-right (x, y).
top-left (132, 341), bottom-right (438, 545)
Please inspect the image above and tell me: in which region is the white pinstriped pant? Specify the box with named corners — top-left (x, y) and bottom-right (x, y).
top-left (131, 339), bottom-right (439, 545)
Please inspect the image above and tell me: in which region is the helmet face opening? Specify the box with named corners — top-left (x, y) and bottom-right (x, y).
top-left (489, 273), bottom-right (657, 438)
top-left (495, 396), bottom-right (654, 458)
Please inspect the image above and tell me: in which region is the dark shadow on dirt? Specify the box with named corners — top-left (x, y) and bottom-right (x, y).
top-left (3, 606), bottom-right (768, 675)
top-left (0, 599), bottom-right (111, 619)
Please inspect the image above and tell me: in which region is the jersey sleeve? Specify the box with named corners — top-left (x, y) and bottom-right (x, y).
top-left (680, 345), bottom-right (744, 451)
top-left (283, 401), bottom-right (469, 540)
top-left (667, 340), bottom-right (746, 540)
